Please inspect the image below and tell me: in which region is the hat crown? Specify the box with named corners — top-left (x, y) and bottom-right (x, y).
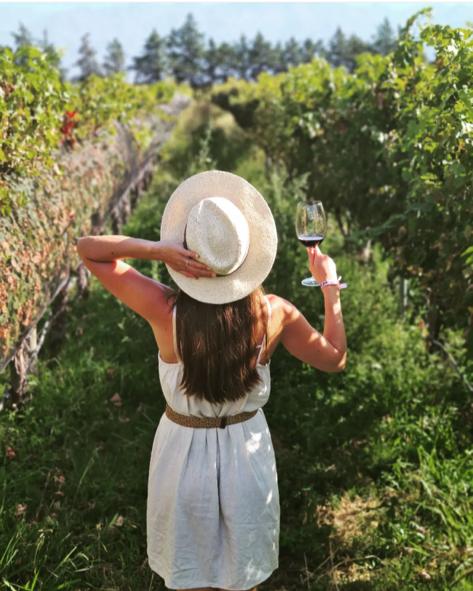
top-left (160, 169), bottom-right (278, 304)
top-left (186, 197), bottom-right (250, 275)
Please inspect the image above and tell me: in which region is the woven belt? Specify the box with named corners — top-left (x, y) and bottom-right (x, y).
top-left (165, 403), bottom-right (258, 429)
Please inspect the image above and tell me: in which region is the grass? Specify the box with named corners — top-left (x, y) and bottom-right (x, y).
top-left (1, 97), bottom-right (472, 590)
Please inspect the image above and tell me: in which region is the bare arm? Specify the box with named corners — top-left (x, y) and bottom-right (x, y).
top-left (280, 287), bottom-right (347, 372)
top-left (76, 235), bottom-right (215, 278)
top-left (279, 245), bottom-right (347, 372)
top-left (75, 235), bottom-right (214, 324)
top-left (76, 234), bottom-right (158, 262)
top-left (321, 285), bottom-right (346, 356)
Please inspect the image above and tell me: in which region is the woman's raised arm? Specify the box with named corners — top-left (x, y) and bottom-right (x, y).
top-left (279, 245), bottom-right (347, 372)
top-left (75, 235), bottom-right (214, 324)
top-left (279, 287), bottom-right (347, 372)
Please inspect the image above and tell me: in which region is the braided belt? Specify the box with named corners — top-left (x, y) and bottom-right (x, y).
top-left (165, 403), bottom-right (258, 429)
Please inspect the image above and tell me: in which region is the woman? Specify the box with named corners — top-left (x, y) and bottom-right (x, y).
top-left (77, 170), bottom-right (347, 591)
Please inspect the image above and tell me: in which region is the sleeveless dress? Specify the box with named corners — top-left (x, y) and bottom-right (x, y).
top-left (147, 295), bottom-right (280, 590)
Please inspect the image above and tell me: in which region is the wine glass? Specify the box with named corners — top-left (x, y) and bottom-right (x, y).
top-left (295, 200), bottom-right (327, 287)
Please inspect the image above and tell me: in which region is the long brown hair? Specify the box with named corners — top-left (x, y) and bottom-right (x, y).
top-left (165, 286), bottom-right (269, 403)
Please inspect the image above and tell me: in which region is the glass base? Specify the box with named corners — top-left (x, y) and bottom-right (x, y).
top-left (301, 276), bottom-right (320, 287)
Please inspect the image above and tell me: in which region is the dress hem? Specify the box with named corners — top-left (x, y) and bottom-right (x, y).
top-left (148, 557), bottom-right (278, 590)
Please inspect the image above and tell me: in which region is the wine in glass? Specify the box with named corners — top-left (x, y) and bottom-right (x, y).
top-left (295, 200), bottom-right (327, 287)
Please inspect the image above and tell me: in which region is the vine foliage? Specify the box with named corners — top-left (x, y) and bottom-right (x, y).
top-left (211, 9), bottom-right (473, 350)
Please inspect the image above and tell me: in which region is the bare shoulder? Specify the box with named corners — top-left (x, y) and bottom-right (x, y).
top-left (265, 293), bottom-right (299, 326)
top-left (266, 292), bottom-right (346, 372)
top-left (264, 294), bottom-right (302, 346)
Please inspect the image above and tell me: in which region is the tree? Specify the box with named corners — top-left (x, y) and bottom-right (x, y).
top-left (232, 34), bottom-right (251, 80)
top-left (218, 41), bottom-right (239, 82)
top-left (73, 33), bottom-right (102, 82)
top-left (281, 37), bottom-right (304, 70)
top-left (10, 24), bottom-right (67, 78)
top-left (37, 29), bottom-right (67, 80)
top-left (248, 32), bottom-right (277, 80)
top-left (203, 39), bottom-right (239, 85)
top-left (129, 29), bottom-right (167, 83)
top-left (203, 38), bottom-right (220, 86)
top-left (345, 34), bottom-right (373, 70)
top-left (371, 17), bottom-right (399, 55)
top-left (327, 27), bottom-right (371, 72)
top-left (301, 38), bottom-right (326, 63)
top-left (166, 13), bottom-right (206, 88)
top-left (103, 38), bottom-right (126, 76)
top-left (10, 22), bottom-right (35, 68)
top-left (11, 22), bottom-right (34, 49)
top-left (272, 41), bottom-right (285, 74)
top-left (327, 27), bottom-right (349, 68)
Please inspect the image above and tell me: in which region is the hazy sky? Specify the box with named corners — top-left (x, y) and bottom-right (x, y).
top-left (1, 2), bottom-right (471, 80)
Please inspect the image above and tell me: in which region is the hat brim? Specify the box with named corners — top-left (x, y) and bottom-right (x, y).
top-left (160, 170), bottom-right (278, 304)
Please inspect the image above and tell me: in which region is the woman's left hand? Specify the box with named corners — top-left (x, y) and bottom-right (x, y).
top-left (155, 240), bottom-right (216, 279)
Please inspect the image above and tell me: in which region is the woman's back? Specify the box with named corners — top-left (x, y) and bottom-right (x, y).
top-left (158, 294), bottom-right (274, 418)
top-left (148, 293), bottom-right (280, 591)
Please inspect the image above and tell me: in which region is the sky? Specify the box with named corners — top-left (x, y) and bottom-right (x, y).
top-left (0, 1), bottom-right (472, 80)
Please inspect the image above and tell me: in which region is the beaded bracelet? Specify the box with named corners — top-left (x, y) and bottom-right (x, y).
top-left (319, 275), bottom-right (348, 289)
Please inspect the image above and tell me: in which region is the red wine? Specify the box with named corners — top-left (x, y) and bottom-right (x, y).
top-left (298, 234), bottom-right (325, 247)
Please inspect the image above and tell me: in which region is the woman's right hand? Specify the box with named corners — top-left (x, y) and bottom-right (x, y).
top-left (154, 239), bottom-right (216, 279)
top-left (307, 245), bottom-right (338, 284)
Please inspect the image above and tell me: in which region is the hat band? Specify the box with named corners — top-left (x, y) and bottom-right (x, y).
top-left (183, 223), bottom-right (250, 277)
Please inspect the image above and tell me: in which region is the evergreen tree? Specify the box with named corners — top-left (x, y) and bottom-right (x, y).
top-left (11, 22), bottom-right (34, 48)
top-left (248, 32), bottom-right (277, 80)
top-left (103, 38), bottom-right (126, 76)
top-left (218, 41), bottom-right (238, 82)
top-left (327, 27), bottom-right (371, 72)
top-left (203, 38), bottom-right (220, 86)
top-left (10, 23), bottom-right (66, 75)
top-left (301, 38), bottom-right (326, 63)
top-left (73, 33), bottom-right (102, 81)
top-left (129, 29), bottom-right (167, 83)
top-left (10, 22), bottom-right (35, 68)
top-left (37, 29), bottom-right (67, 81)
top-left (166, 13), bottom-right (206, 88)
top-left (233, 34), bottom-right (251, 80)
top-left (371, 17), bottom-right (398, 55)
top-left (345, 34), bottom-right (372, 70)
top-left (327, 26), bottom-right (349, 68)
top-left (282, 36), bottom-right (304, 70)
top-left (204, 39), bottom-right (239, 84)
top-left (272, 41), bottom-right (285, 74)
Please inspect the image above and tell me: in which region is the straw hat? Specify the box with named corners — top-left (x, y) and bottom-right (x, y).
top-left (160, 170), bottom-right (278, 304)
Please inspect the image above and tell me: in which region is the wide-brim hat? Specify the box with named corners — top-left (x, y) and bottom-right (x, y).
top-left (160, 169), bottom-right (278, 304)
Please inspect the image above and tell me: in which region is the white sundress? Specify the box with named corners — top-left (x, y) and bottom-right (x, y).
top-left (147, 295), bottom-right (280, 590)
